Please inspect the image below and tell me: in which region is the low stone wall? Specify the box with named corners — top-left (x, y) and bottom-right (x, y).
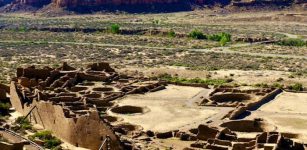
top-left (189, 123), bottom-right (304, 150)
top-left (228, 89), bottom-right (282, 120)
top-left (209, 93), bottom-right (252, 103)
top-left (283, 89), bottom-right (307, 93)
top-left (167, 82), bottom-right (209, 88)
top-left (220, 120), bottom-right (276, 132)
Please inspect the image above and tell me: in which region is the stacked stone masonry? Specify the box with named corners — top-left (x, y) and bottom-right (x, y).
top-left (9, 62), bottom-right (166, 150)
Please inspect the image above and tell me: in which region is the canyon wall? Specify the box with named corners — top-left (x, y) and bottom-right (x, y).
top-left (16, 0), bottom-right (50, 6)
top-left (53, 0), bottom-right (183, 7)
top-left (1, 0), bottom-right (304, 12)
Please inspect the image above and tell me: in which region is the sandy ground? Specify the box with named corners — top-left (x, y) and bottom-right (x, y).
top-left (248, 92), bottom-right (307, 142)
top-left (260, 92), bottom-right (307, 113)
top-left (119, 67), bottom-right (307, 86)
top-left (109, 85), bottom-right (217, 132)
top-left (151, 137), bottom-right (196, 150)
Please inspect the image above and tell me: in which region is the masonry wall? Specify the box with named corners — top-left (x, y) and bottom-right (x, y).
top-left (10, 82), bottom-right (122, 150)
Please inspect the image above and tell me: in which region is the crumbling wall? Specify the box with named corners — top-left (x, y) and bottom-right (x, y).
top-left (220, 120), bottom-right (276, 132)
top-left (209, 93), bottom-right (252, 103)
top-left (0, 83), bottom-right (9, 100)
top-left (9, 62), bottom-right (166, 150)
top-left (189, 122), bottom-right (304, 150)
top-left (225, 88), bottom-right (282, 119)
top-left (9, 82), bottom-right (24, 113)
top-left (0, 83), bottom-right (10, 93)
top-left (10, 83), bottom-right (122, 150)
top-left (197, 125), bottom-right (220, 140)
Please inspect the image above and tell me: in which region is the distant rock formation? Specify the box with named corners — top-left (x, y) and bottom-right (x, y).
top-left (0, 0), bottom-right (13, 7)
top-left (16, 0), bottom-right (50, 6)
top-left (53, 0), bottom-right (182, 7)
top-left (0, 0), bottom-right (305, 13)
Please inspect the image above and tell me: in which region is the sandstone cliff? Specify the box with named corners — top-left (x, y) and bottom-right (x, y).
top-left (54, 0), bottom-right (183, 7)
top-left (0, 0), bottom-right (305, 13)
top-left (0, 0), bottom-right (13, 7)
top-left (16, 0), bottom-right (50, 6)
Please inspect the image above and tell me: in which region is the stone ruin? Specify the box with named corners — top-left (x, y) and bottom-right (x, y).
top-left (8, 62), bottom-right (166, 150)
top-left (199, 87), bottom-right (282, 120)
top-left (140, 86), bottom-right (305, 150)
top-left (0, 83), bottom-right (9, 101)
top-left (189, 121), bottom-right (305, 150)
top-left (2, 62), bottom-right (306, 150)
top-left (134, 119), bottom-right (305, 150)
top-left (0, 132), bottom-right (24, 150)
top-left (200, 87), bottom-right (275, 107)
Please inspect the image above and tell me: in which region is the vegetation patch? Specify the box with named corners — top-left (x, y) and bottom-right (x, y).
top-left (0, 102), bottom-right (10, 115)
top-left (208, 32), bottom-right (231, 46)
top-left (11, 116), bottom-right (33, 133)
top-left (188, 29), bottom-right (206, 39)
top-left (109, 24), bottom-right (120, 34)
top-left (15, 117), bottom-right (32, 130)
top-left (158, 74), bottom-right (231, 86)
top-left (188, 30), bottom-right (231, 45)
top-left (29, 130), bottom-right (62, 149)
top-left (167, 30), bottom-right (176, 38)
top-left (287, 83), bottom-right (304, 91)
top-left (277, 38), bottom-right (306, 47)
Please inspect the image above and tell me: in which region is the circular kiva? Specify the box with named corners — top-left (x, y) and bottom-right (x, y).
top-left (110, 105), bottom-right (149, 115)
top-left (209, 93), bottom-right (253, 102)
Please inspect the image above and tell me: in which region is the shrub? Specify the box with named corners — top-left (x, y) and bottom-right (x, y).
top-left (18, 26), bottom-right (28, 32)
top-left (188, 29), bottom-right (206, 39)
top-left (167, 30), bottom-right (176, 38)
top-left (277, 38), bottom-right (306, 47)
top-left (109, 24), bottom-right (120, 34)
top-left (0, 102), bottom-right (10, 115)
top-left (276, 77), bottom-right (284, 82)
top-left (158, 74), bottom-right (229, 86)
top-left (44, 139), bottom-right (62, 149)
top-left (29, 130), bottom-right (53, 140)
top-left (208, 34), bottom-right (222, 41)
top-left (208, 32), bottom-right (231, 46)
top-left (15, 116), bottom-right (32, 130)
top-left (220, 36), bottom-right (229, 46)
top-left (288, 83), bottom-right (303, 91)
top-left (254, 83), bottom-right (269, 88)
top-left (152, 20), bottom-right (160, 25)
top-left (272, 83), bottom-right (284, 89)
top-left (29, 131), bottom-right (62, 149)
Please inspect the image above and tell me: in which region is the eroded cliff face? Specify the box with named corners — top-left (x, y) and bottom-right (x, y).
top-left (0, 0), bottom-right (13, 7)
top-left (15, 0), bottom-right (51, 6)
top-left (53, 0), bottom-right (183, 7)
top-left (0, 0), bottom-right (304, 12)
top-left (51, 0), bottom-right (209, 8)
top-left (1, 0), bottom-right (204, 12)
